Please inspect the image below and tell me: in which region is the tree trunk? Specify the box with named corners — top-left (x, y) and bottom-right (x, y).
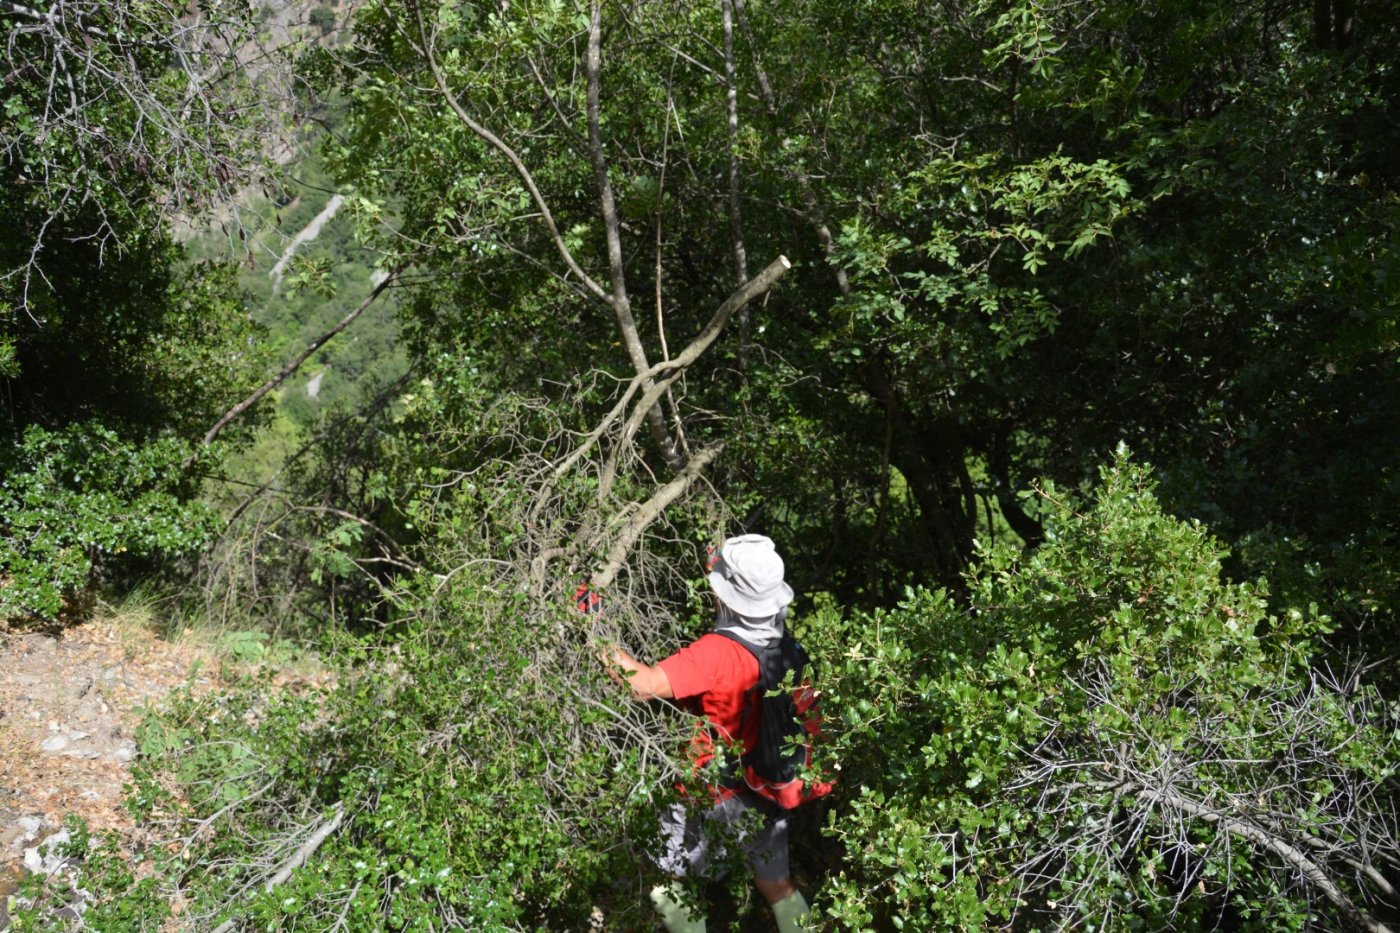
top-left (864, 359), bottom-right (976, 594)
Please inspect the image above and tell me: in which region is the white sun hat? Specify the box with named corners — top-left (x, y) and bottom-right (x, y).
top-left (707, 534), bottom-right (794, 617)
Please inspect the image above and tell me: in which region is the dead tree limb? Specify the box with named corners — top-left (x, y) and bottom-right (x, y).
top-left (591, 444), bottom-right (724, 589)
top-left (1145, 785), bottom-right (1394, 933)
top-left (528, 253), bottom-right (788, 589)
top-left (665, 251), bottom-right (790, 374)
top-left (596, 254), bottom-right (789, 501)
top-left (208, 802), bottom-right (346, 933)
top-left (537, 251), bottom-right (789, 521)
top-left (264, 803), bottom-right (346, 891)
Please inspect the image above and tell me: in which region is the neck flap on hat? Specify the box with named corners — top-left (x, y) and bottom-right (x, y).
top-left (713, 601), bottom-right (786, 648)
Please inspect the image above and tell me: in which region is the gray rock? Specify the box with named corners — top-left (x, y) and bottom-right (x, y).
top-left (39, 731), bottom-right (113, 760)
top-left (23, 829), bottom-right (72, 875)
top-left (22, 844), bottom-right (43, 873)
top-left (0, 815), bottom-right (45, 858)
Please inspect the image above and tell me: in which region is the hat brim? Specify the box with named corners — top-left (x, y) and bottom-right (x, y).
top-left (708, 570), bottom-right (794, 617)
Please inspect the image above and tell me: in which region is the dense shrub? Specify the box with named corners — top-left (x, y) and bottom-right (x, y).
top-left (807, 449), bottom-right (1400, 929)
top-left (48, 448), bottom-right (1396, 930)
top-left (0, 424), bottom-right (216, 620)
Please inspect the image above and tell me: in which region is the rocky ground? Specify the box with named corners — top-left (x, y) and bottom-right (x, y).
top-left (0, 620), bottom-right (217, 927)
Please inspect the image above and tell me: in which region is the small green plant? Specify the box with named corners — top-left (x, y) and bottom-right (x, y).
top-left (213, 629), bottom-right (301, 667)
top-left (218, 629), bottom-right (271, 664)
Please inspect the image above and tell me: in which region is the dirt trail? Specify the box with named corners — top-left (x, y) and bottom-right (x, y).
top-left (0, 622), bottom-right (217, 924)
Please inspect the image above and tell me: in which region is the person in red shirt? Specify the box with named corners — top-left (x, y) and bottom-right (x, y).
top-left (605, 534), bottom-right (812, 933)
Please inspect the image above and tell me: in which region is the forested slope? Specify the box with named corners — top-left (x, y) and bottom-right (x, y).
top-left (1, 0), bottom-right (1397, 929)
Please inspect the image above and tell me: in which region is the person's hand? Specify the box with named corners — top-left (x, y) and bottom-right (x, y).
top-left (597, 643), bottom-right (627, 688)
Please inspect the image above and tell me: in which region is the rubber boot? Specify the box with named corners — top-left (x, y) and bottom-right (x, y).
top-left (771, 890), bottom-right (811, 933)
top-left (650, 881), bottom-right (706, 933)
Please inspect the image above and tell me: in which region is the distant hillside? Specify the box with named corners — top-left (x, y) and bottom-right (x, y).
top-left (182, 72), bottom-right (406, 508)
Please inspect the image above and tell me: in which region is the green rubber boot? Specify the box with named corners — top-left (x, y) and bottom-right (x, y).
top-left (650, 882), bottom-right (706, 933)
top-left (771, 890), bottom-right (811, 933)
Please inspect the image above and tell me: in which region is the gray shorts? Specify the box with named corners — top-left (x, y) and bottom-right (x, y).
top-left (655, 790), bottom-right (790, 882)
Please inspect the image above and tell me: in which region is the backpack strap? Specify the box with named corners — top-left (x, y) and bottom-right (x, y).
top-left (713, 629), bottom-right (769, 688)
top-left (714, 630), bottom-right (807, 689)
top-left (711, 630), bottom-right (809, 746)
top-left (709, 631), bottom-right (770, 786)
top-left (712, 630), bottom-right (768, 738)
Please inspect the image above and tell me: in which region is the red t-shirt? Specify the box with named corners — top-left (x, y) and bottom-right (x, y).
top-left (658, 633), bottom-right (760, 797)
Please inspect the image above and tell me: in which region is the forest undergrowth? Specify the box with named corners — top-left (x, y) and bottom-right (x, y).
top-left (2, 0), bottom-right (1397, 929)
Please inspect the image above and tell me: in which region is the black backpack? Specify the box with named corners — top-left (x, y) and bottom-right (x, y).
top-left (714, 631), bottom-right (834, 809)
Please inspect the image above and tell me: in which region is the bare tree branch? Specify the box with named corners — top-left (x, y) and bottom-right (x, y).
top-left (662, 253), bottom-right (791, 375)
top-left (1144, 785), bottom-right (1395, 933)
top-left (592, 443), bottom-right (724, 589)
top-left (586, 1), bottom-right (680, 469)
top-left (597, 254), bottom-right (790, 501)
top-left (999, 660), bottom-right (1400, 932)
top-left (208, 802), bottom-right (346, 933)
top-left (264, 802), bottom-right (346, 892)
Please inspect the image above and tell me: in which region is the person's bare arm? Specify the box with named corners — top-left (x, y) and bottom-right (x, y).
top-left (604, 646), bottom-right (675, 700)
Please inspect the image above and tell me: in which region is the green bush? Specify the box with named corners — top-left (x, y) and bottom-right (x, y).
top-left (0, 423), bottom-right (216, 620)
top-left (116, 569), bottom-right (687, 931)
top-left (84, 441), bottom-right (1399, 928)
top-left (0, 240), bottom-right (267, 623)
top-left (807, 448), bottom-right (1399, 929)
